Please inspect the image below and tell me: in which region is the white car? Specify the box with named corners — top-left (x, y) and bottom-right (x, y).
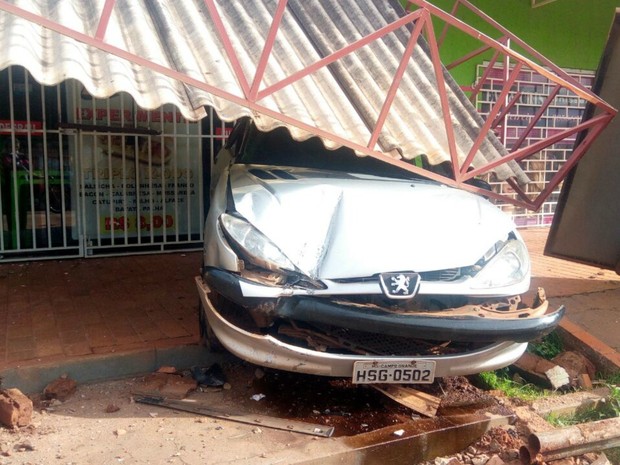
top-left (196, 118), bottom-right (564, 384)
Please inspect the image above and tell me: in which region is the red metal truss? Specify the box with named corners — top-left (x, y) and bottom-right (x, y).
top-left (0, 0), bottom-right (615, 210)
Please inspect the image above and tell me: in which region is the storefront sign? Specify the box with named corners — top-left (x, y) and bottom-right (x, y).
top-left (67, 83), bottom-right (202, 241)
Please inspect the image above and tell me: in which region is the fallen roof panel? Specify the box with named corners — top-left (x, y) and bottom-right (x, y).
top-left (0, 0), bottom-right (614, 209)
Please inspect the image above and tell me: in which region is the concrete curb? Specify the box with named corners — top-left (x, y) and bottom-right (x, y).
top-left (558, 318), bottom-right (620, 376)
top-left (3, 319), bottom-right (617, 395)
top-left (0, 343), bottom-right (227, 394)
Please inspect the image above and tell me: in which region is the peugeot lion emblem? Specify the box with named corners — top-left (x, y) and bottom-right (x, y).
top-left (379, 272), bottom-right (421, 299)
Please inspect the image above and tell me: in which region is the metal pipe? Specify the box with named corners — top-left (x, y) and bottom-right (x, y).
top-left (520, 416), bottom-right (620, 464)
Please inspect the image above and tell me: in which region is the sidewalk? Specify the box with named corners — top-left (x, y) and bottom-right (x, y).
top-left (0, 252), bottom-right (203, 368)
top-left (0, 228), bottom-right (618, 374)
top-left (520, 227), bottom-right (620, 354)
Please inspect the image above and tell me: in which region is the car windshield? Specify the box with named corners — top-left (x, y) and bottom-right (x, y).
top-left (237, 124), bottom-right (422, 180)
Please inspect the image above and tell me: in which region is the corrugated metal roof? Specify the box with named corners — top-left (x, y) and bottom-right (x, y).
top-left (0, 0), bottom-right (527, 182)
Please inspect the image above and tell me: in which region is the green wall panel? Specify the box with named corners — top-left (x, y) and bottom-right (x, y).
top-left (405, 0), bottom-right (620, 85)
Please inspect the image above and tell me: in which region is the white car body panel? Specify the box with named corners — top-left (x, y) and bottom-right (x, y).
top-left (230, 165), bottom-right (517, 279)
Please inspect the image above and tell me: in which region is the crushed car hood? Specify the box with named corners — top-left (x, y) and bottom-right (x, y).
top-left (230, 164), bottom-right (517, 280)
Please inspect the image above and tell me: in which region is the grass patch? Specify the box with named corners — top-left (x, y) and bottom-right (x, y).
top-left (605, 372), bottom-right (620, 386)
top-left (546, 381), bottom-right (620, 427)
top-left (606, 448), bottom-right (620, 465)
top-left (527, 331), bottom-right (563, 360)
top-left (477, 368), bottom-right (549, 401)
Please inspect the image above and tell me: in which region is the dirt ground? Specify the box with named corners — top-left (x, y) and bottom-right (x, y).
top-left (0, 360), bottom-right (610, 465)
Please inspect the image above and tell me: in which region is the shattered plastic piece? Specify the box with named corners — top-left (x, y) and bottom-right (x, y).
top-left (251, 394), bottom-right (266, 401)
top-left (190, 364), bottom-right (227, 387)
top-left (393, 429), bottom-right (405, 437)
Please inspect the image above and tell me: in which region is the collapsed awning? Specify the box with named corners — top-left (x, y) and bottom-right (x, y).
top-left (0, 0), bottom-right (615, 209)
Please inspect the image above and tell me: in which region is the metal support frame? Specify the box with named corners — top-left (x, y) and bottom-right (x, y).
top-left (0, 0), bottom-right (615, 210)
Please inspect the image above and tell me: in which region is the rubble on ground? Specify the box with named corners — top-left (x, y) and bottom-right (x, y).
top-left (43, 374), bottom-right (77, 402)
top-left (0, 388), bottom-right (32, 429)
top-left (0, 349), bottom-right (615, 465)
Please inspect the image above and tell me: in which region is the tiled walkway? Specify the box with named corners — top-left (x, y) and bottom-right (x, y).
top-left (0, 252), bottom-right (202, 368)
top-left (0, 228), bottom-right (618, 369)
top-left (521, 228), bottom-right (620, 354)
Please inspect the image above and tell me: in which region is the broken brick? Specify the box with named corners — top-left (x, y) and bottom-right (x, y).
top-left (552, 351), bottom-right (597, 387)
top-left (44, 376), bottom-right (77, 401)
top-left (156, 366), bottom-right (178, 374)
top-left (513, 352), bottom-right (570, 390)
top-left (0, 388), bottom-right (33, 429)
top-left (132, 372), bottom-right (197, 400)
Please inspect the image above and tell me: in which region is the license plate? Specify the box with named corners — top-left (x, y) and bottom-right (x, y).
top-left (352, 360), bottom-right (436, 384)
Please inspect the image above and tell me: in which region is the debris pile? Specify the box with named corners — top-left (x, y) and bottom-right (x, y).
top-left (514, 351), bottom-right (598, 391)
top-left (0, 347), bottom-right (615, 464)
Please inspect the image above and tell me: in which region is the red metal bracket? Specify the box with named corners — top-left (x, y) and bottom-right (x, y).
top-left (0, 0), bottom-right (615, 210)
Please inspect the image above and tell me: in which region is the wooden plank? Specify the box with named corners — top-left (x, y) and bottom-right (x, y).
top-left (372, 385), bottom-right (440, 417)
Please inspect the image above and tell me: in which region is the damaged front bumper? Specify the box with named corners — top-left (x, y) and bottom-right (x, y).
top-left (274, 295), bottom-right (564, 343)
top-left (196, 276), bottom-right (563, 378)
top-left (202, 268), bottom-right (565, 344)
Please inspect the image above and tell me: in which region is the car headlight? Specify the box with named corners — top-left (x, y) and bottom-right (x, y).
top-left (470, 239), bottom-right (530, 289)
top-left (219, 213), bottom-right (296, 272)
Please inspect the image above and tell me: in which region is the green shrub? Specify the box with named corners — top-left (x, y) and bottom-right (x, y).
top-left (527, 331), bottom-right (563, 359)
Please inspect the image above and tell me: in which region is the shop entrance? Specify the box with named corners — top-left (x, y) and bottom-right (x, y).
top-left (0, 66), bottom-right (228, 262)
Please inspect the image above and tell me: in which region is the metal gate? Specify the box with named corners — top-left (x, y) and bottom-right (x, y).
top-left (0, 66), bottom-right (228, 262)
top-left (0, 66), bottom-right (78, 261)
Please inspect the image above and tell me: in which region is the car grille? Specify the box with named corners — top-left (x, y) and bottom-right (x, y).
top-left (419, 268), bottom-right (461, 282)
top-left (277, 323), bottom-right (483, 357)
top-left (334, 268), bottom-right (462, 284)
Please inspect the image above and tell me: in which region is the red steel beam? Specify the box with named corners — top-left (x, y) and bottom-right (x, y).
top-left (460, 62), bottom-right (523, 175)
top-left (256, 9), bottom-right (424, 102)
top-left (510, 85), bottom-right (561, 152)
top-left (531, 114), bottom-right (614, 210)
top-left (468, 48), bottom-right (501, 104)
top-left (506, 178), bottom-right (536, 209)
top-left (249, 0), bottom-right (288, 101)
top-left (202, 0), bottom-right (251, 98)
top-left (423, 12), bottom-right (462, 182)
top-left (406, 0), bottom-right (611, 111)
top-left (459, 0), bottom-right (616, 114)
top-left (463, 114), bottom-right (611, 181)
top-left (0, 0), bottom-right (615, 212)
top-left (437, 0), bottom-right (462, 49)
top-left (95, 0), bottom-right (116, 41)
top-left (446, 43), bottom-right (493, 71)
top-left (492, 90), bottom-right (521, 130)
top-left (369, 12), bottom-right (426, 150)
